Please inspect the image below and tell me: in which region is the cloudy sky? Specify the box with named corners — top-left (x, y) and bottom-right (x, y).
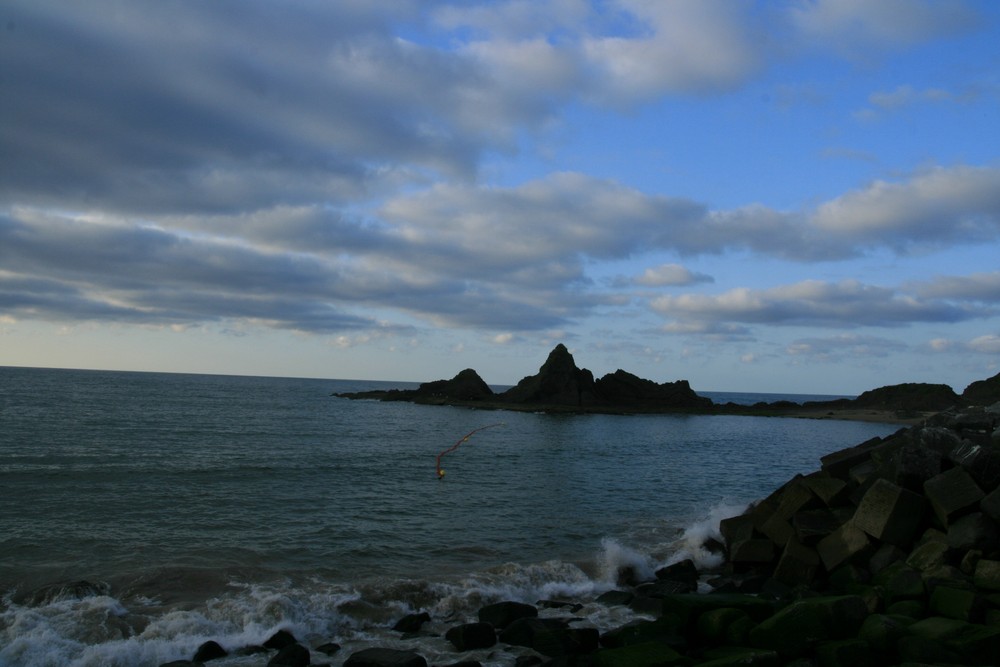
top-left (2, 0), bottom-right (999, 394)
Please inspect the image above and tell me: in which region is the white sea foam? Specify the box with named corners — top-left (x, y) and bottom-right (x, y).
top-left (665, 501), bottom-right (748, 570)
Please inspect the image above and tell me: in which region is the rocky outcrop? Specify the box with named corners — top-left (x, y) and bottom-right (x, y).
top-left (334, 344), bottom-right (708, 413)
top-left (499, 343), bottom-right (598, 406)
top-left (964, 371), bottom-right (1000, 406)
top-left (594, 369), bottom-right (712, 410)
top-left (413, 368), bottom-right (494, 402)
top-left (852, 382), bottom-right (961, 412)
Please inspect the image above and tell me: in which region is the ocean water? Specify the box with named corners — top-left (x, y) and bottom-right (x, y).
top-left (0, 367), bottom-right (900, 667)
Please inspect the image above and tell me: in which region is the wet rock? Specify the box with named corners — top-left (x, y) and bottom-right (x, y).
top-left (343, 647), bottom-right (428, 667)
top-left (497, 617), bottom-right (592, 657)
top-left (445, 622), bottom-right (496, 651)
top-left (263, 629), bottom-right (298, 650)
top-left (477, 601), bottom-right (537, 629)
top-left (267, 643), bottom-right (309, 667)
top-left (316, 642), bottom-right (341, 656)
top-left (192, 640), bottom-right (227, 662)
top-left (747, 595), bottom-right (868, 657)
top-left (392, 611), bottom-right (431, 633)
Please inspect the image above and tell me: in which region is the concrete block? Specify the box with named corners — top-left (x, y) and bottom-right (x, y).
top-left (980, 485), bottom-right (1000, 522)
top-left (868, 543), bottom-right (907, 575)
top-left (947, 512), bottom-right (1000, 551)
top-left (791, 509), bottom-right (843, 544)
top-left (729, 539), bottom-right (775, 565)
top-left (883, 442), bottom-right (943, 492)
top-left (929, 585), bottom-right (985, 622)
top-left (802, 474), bottom-right (849, 506)
top-left (820, 436), bottom-right (888, 480)
top-left (759, 514), bottom-right (794, 548)
top-left (773, 477), bottom-right (820, 520)
top-left (973, 559), bottom-right (1000, 591)
top-left (773, 539), bottom-right (820, 587)
top-left (852, 478), bottom-right (926, 545)
top-left (948, 440), bottom-right (1000, 492)
top-left (719, 513), bottom-right (755, 550)
top-left (905, 539), bottom-right (949, 573)
top-left (817, 522), bottom-right (871, 572)
top-left (873, 562), bottom-right (925, 602)
top-left (923, 467), bottom-right (985, 527)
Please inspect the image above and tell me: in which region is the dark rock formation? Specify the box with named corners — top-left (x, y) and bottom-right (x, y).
top-left (262, 629), bottom-right (297, 651)
top-left (414, 368), bottom-right (494, 402)
top-left (266, 643), bottom-right (309, 667)
top-left (594, 369), bottom-right (712, 410)
top-left (335, 344), bottom-right (711, 414)
top-left (192, 640), bottom-right (227, 662)
top-left (964, 371), bottom-right (1000, 406)
top-left (392, 611), bottom-right (431, 633)
top-left (852, 382), bottom-right (962, 412)
top-left (444, 621), bottom-right (496, 651)
top-left (477, 600), bottom-right (538, 629)
top-left (499, 344), bottom-right (598, 406)
top-left (343, 647), bottom-right (428, 667)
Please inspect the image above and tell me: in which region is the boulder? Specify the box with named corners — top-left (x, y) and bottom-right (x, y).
top-left (392, 611), bottom-right (431, 633)
top-left (497, 617), bottom-right (593, 657)
top-left (266, 643), bottom-right (309, 667)
top-left (263, 630), bottom-right (297, 651)
top-left (343, 647), bottom-right (428, 667)
top-left (477, 601), bottom-right (537, 628)
top-left (445, 622), bottom-right (496, 651)
top-left (192, 640), bottom-right (227, 662)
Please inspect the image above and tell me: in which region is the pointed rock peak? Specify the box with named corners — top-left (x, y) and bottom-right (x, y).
top-left (540, 344), bottom-right (577, 371)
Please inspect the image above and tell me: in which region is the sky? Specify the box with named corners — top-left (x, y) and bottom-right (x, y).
top-left (1, 0), bottom-right (999, 395)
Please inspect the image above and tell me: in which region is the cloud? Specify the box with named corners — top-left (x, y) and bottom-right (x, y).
top-left (909, 271), bottom-right (1000, 302)
top-left (650, 279), bottom-right (988, 331)
top-left (790, 0), bottom-right (980, 55)
top-left (927, 333), bottom-right (1000, 355)
top-left (581, 0), bottom-right (763, 101)
top-left (786, 334), bottom-right (908, 361)
top-left (633, 264), bottom-right (714, 287)
top-left (810, 165), bottom-right (1000, 251)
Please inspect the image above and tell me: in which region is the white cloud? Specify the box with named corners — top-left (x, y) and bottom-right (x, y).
top-left (810, 166), bottom-right (1000, 248)
top-left (651, 279), bottom-right (985, 330)
top-left (790, 0), bottom-right (979, 55)
top-left (634, 264), bottom-right (713, 287)
top-left (582, 0), bottom-right (762, 101)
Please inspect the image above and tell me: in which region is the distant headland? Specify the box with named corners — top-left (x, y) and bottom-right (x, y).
top-left (334, 344), bottom-right (1000, 424)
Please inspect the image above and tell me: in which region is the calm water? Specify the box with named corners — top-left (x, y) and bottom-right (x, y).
top-left (0, 367), bottom-right (899, 666)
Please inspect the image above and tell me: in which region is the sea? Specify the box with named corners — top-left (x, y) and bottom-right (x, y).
top-left (0, 367), bottom-right (902, 667)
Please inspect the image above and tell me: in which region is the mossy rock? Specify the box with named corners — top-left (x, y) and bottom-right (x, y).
top-left (748, 595), bottom-right (868, 656)
top-left (592, 641), bottom-right (686, 667)
top-left (600, 616), bottom-right (684, 650)
top-left (695, 646), bottom-right (780, 666)
top-left (906, 616), bottom-right (1000, 665)
top-left (696, 608), bottom-right (751, 645)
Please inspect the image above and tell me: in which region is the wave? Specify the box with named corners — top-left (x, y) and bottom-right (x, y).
top-left (0, 502), bottom-right (746, 667)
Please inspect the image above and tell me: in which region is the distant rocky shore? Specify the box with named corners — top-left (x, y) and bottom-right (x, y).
top-left (163, 384), bottom-right (1000, 666)
top-left (334, 343), bottom-right (997, 425)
